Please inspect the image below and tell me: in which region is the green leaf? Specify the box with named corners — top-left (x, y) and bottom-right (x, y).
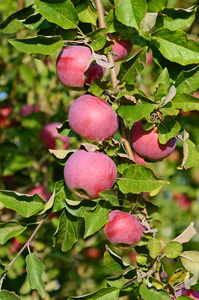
top-left (148, 238), bottom-right (162, 259)
top-left (9, 35), bottom-right (64, 55)
top-left (35, 0), bottom-right (79, 29)
top-left (147, 0), bottom-right (168, 13)
top-left (164, 241), bottom-right (183, 259)
top-left (26, 253), bottom-right (45, 298)
top-left (0, 5), bottom-right (34, 33)
top-left (76, 0), bottom-right (98, 25)
top-left (175, 66), bottom-right (199, 94)
top-left (23, 13), bottom-right (51, 30)
top-left (53, 209), bottom-right (78, 252)
top-left (0, 290), bottom-right (21, 299)
top-left (0, 221), bottom-right (27, 244)
top-left (118, 165), bottom-right (168, 194)
top-left (3, 153), bottom-right (33, 176)
top-left (180, 138), bottom-right (199, 169)
top-left (118, 99), bottom-right (157, 128)
top-left (139, 284), bottom-right (172, 300)
top-left (99, 188), bottom-right (119, 206)
top-left (172, 93), bottom-right (199, 112)
top-left (180, 251), bottom-right (199, 275)
top-left (114, 0), bottom-right (147, 30)
top-left (52, 180), bottom-right (72, 212)
top-left (65, 200), bottom-right (97, 218)
top-left (168, 268), bottom-right (187, 286)
top-left (104, 246), bottom-right (130, 271)
top-left (152, 28), bottom-right (199, 65)
top-left (88, 28), bottom-right (107, 51)
top-left (68, 287), bottom-right (120, 300)
top-left (152, 68), bottom-right (171, 91)
top-left (0, 190), bottom-right (45, 218)
top-left (117, 47), bottom-right (148, 85)
top-left (156, 7), bottom-right (196, 31)
top-left (158, 116), bottom-right (180, 144)
top-left (84, 200), bottom-right (111, 238)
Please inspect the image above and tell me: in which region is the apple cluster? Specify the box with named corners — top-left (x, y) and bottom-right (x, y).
top-left (55, 41), bottom-right (177, 249)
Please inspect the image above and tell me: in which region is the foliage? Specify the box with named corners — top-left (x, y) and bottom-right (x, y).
top-left (0, 0), bottom-right (199, 299)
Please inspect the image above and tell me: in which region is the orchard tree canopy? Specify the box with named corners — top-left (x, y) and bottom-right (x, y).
top-left (0, 0), bottom-right (199, 299)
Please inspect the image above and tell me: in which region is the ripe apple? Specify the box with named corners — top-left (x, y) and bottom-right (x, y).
top-left (28, 186), bottom-right (51, 201)
top-left (40, 122), bottom-right (70, 150)
top-left (20, 104), bottom-right (40, 117)
top-left (103, 210), bottom-right (144, 248)
top-left (111, 36), bottom-right (133, 62)
top-left (133, 151), bottom-right (147, 166)
top-left (56, 45), bottom-right (105, 89)
top-left (68, 94), bottom-right (119, 142)
top-left (83, 247), bottom-right (102, 260)
top-left (64, 150), bottom-right (117, 199)
top-left (10, 238), bottom-right (21, 254)
top-left (0, 106), bottom-right (14, 128)
top-left (173, 191), bottom-right (191, 211)
top-left (130, 120), bottom-right (177, 162)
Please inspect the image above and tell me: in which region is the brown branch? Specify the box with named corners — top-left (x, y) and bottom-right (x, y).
top-left (0, 215), bottom-right (47, 287)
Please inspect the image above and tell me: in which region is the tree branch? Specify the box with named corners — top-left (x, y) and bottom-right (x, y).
top-left (0, 215), bottom-right (47, 287)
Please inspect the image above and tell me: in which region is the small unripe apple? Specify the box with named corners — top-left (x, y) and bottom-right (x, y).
top-left (28, 186), bottom-right (51, 201)
top-left (20, 104), bottom-right (40, 117)
top-left (68, 94), bottom-right (119, 142)
top-left (130, 120), bottom-right (177, 162)
top-left (64, 150), bottom-right (117, 199)
top-left (111, 36), bottom-right (132, 62)
top-left (103, 210), bottom-right (144, 248)
top-left (56, 46), bottom-right (105, 89)
top-left (40, 122), bottom-right (70, 150)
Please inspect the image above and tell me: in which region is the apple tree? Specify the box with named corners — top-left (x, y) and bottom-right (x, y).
top-left (0, 0), bottom-right (199, 299)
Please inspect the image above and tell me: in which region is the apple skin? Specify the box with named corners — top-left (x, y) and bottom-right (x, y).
top-left (56, 46), bottom-right (105, 89)
top-left (103, 210), bottom-right (144, 248)
top-left (28, 186), bottom-right (51, 201)
top-left (20, 104), bottom-right (40, 117)
top-left (64, 150), bottom-right (117, 199)
top-left (40, 122), bottom-right (70, 150)
top-left (68, 94), bottom-right (119, 142)
top-left (130, 120), bottom-right (177, 162)
top-left (111, 37), bottom-right (133, 62)
top-left (133, 151), bottom-right (147, 166)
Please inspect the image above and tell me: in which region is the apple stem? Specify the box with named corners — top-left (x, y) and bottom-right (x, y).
top-left (0, 215), bottom-right (47, 287)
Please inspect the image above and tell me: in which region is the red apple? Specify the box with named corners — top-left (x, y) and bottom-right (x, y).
top-left (174, 287), bottom-right (199, 299)
top-left (0, 106), bottom-right (14, 128)
top-left (133, 151), bottom-right (147, 166)
top-left (173, 191), bottom-right (191, 211)
top-left (40, 122), bottom-right (70, 150)
top-left (64, 150), bottom-right (117, 199)
top-left (68, 94), bottom-right (119, 142)
top-left (103, 210), bottom-right (144, 248)
top-left (56, 46), bottom-right (105, 89)
top-left (10, 238), bottom-right (21, 254)
top-left (83, 247), bottom-right (102, 260)
top-left (20, 104), bottom-right (40, 117)
top-left (130, 120), bottom-right (177, 162)
top-left (111, 36), bottom-right (132, 62)
top-left (28, 186), bottom-right (51, 201)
